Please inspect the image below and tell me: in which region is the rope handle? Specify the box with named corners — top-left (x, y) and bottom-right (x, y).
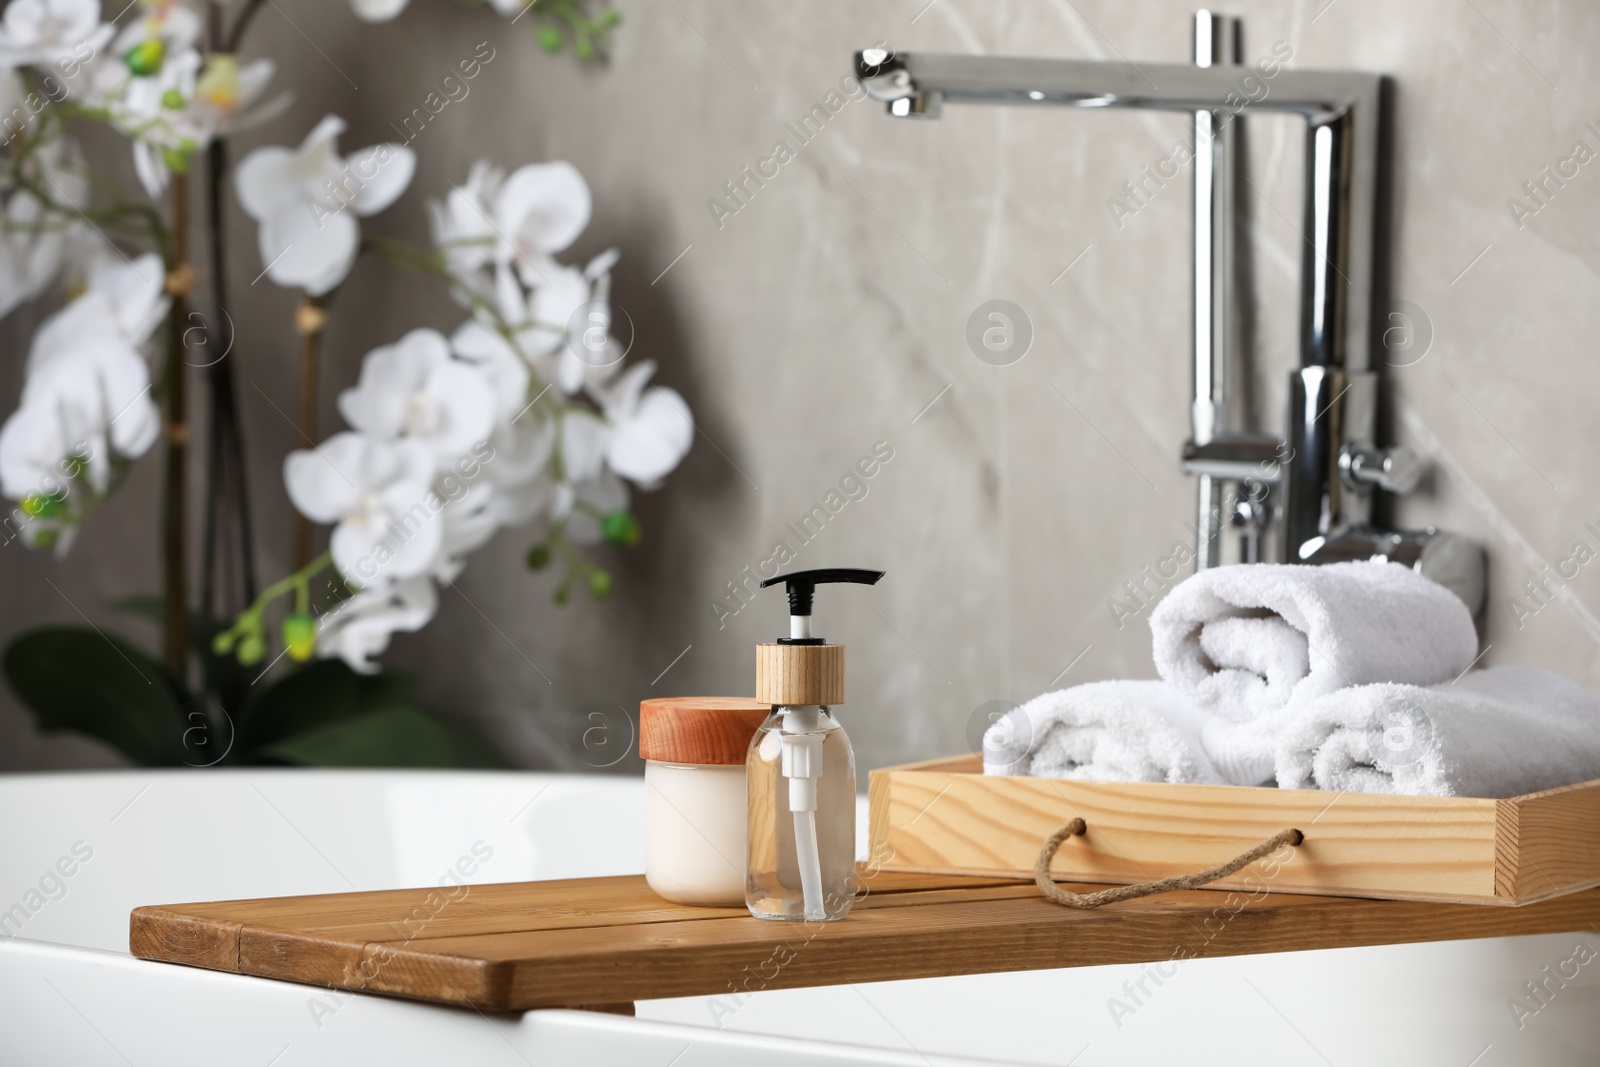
top-left (1033, 818), bottom-right (1304, 909)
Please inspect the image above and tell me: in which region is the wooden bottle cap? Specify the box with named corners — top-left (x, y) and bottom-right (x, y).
top-left (638, 697), bottom-right (770, 765)
top-left (755, 643), bottom-right (845, 706)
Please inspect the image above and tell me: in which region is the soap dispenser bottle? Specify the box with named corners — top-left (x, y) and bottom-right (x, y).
top-left (746, 567), bottom-right (883, 922)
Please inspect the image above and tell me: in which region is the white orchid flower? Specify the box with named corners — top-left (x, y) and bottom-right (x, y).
top-left (283, 432), bottom-right (441, 587)
top-left (1, 323), bottom-right (159, 496)
top-left (235, 115), bottom-right (415, 295)
top-left (539, 411), bottom-right (626, 544)
top-left (432, 474), bottom-right (498, 583)
top-left (57, 249), bottom-right (170, 354)
top-left (490, 254), bottom-right (623, 397)
top-left (493, 160), bottom-right (590, 288)
top-left (316, 575), bottom-right (436, 674)
top-left (188, 54), bottom-right (287, 137)
top-left (452, 317), bottom-right (623, 539)
top-left (0, 138), bottom-right (94, 322)
top-left (114, 44), bottom-right (201, 197)
top-left (523, 260), bottom-right (587, 353)
top-left (118, 52), bottom-right (289, 198)
top-left (427, 159), bottom-right (501, 294)
top-left (598, 360), bottom-right (693, 487)
top-left (110, 0), bottom-right (201, 57)
top-left (561, 407), bottom-right (608, 484)
top-left (450, 320), bottom-right (568, 527)
top-left (23, 250), bottom-right (169, 379)
top-left (449, 320), bottom-right (529, 425)
top-left (555, 467), bottom-right (628, 545)
top-left (0, 253), bottom-right (167, 525)
top-left (349, 0), bottom-right (410, 23)
top-left (484, 448), bottom-right (555, 527)
top-left (337, 328), bottom-right (495, 467)
top-left (0, 0), bottom-right (111, 68)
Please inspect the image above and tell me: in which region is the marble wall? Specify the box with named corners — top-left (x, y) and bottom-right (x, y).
top-left (3, 0), bottom-right (1597, 774)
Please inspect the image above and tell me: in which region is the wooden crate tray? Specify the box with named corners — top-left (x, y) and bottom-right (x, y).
top-left (869, 755), bottom-right (1600, 905)
top-left (132, 869), bottom-right (1600, 1011)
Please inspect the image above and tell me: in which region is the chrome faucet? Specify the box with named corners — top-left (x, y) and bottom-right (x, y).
top-left (855, 12), bottom-right (1485, 612)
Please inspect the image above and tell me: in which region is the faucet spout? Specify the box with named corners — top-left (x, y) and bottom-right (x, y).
top-left (853, 25), bottom-right (1483, 609)
top-left (854, 38), bottom-right (1384, 559)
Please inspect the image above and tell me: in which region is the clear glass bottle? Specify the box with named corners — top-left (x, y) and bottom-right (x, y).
top-left (746, 705), bottom-right (857, 921)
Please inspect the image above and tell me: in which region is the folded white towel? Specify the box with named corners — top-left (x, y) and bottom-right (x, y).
top-left (1197, 718), bottom-right (1279, 787)
top-left (1272, 666), bottom-right (1600, 797)
top-left (983, 681), bottom-right (1223, 785)
top-left (1151, 560), bottom-right (1479, 724)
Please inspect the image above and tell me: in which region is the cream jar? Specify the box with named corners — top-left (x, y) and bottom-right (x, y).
top-left (640, 697), bottom-right (769, 907)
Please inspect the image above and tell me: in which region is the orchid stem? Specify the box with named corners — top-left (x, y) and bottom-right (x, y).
top-left (244, 552), bottom-right (333, 621)
top-left (225, 0), bottom-right (271, 52)
top-left (200, 0), bottom-right (258, 626)
top-left (161, 173), bottom-right (191, 681)
top-left (214, 551), bottom-right (334, 662)
top-left (292, 297), bottom-right (327, 571)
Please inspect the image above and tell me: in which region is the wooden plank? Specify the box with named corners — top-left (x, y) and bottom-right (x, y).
top-left (174, 876), bottom-right (1025, 946)
top-left (1497, 780), bottom-right (1600, 904)
top-left (869, 763), bottom-right (1546, 904)
top-left (131, 873), bottom-right (1600, 1011)
top-left (126, 871), bottom-right (1017, 974)
top-left (128, 908), bottom-right (241, 973)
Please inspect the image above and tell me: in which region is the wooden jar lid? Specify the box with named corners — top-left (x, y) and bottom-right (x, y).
top-left (638, 697), bottom-right (769, 765)
top-left (755, 643), bottom-right (845, 706)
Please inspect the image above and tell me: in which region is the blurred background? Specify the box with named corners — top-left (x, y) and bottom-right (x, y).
top-left (1, 0), bottom-right (1595, 776)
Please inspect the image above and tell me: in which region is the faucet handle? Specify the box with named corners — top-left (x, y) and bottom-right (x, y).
top-left (1341, 444), bottom-right (1424, 495)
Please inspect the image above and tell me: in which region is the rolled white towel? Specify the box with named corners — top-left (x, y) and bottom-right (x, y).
top-left (983, 680), bottom-right (1223, 785)
top-left (1151, 560), bottom-right (1479, 723)
top-left (1273, 666), bottom-right (1600, 797)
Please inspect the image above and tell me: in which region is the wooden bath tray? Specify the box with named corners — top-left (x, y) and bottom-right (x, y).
top-left (869, 755), bottom-right (1600, 906)
top-left (132, 868), bottom-right (1600, 1011)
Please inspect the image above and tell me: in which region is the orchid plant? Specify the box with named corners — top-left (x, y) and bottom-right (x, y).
top-left (0, 0), bottom-right (667, 769)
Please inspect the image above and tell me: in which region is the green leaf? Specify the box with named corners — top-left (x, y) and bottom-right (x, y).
top-left (109, 596), bottom-right (256, 718)
top-left (4, 627), bottom-right (190, 766)
top-left (233, 658), bottom-right (415, 753)
top-left (236, 659), bottom-right (505, 768)
top-left (257, 705), bottom-right (507, 768)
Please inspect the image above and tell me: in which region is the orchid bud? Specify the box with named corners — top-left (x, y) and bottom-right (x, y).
top-left (124, 39), bottom-right (165, 77)
top-left (600, 510), bottom-right (640, 547)
top-left (237, 633), bottom-right (265, 665)
top-left (20, 493), bottom-right (63, 518)
top-left (283, 614), bottom-right (317, 661)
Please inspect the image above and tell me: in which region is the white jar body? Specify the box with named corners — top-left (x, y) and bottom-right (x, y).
top-left (644, 761), bottom-right (748, 906)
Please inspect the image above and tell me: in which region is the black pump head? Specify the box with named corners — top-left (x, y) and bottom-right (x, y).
top-left (760, 568), bottom-right (885, 643)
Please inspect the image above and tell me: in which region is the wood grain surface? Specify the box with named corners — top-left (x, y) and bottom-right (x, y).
top-left (869, 756), bottom-right (1600, 905)
top-left (638, 696), bottom-right (769, 765)
top-left (132, 866), bottom-right (1600, 1011)
top-left (755, 643), bottom-right (845, 706)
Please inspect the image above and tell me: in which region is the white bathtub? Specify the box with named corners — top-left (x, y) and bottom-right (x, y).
top-left (1, 770), bottom-right (1596, 1066)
